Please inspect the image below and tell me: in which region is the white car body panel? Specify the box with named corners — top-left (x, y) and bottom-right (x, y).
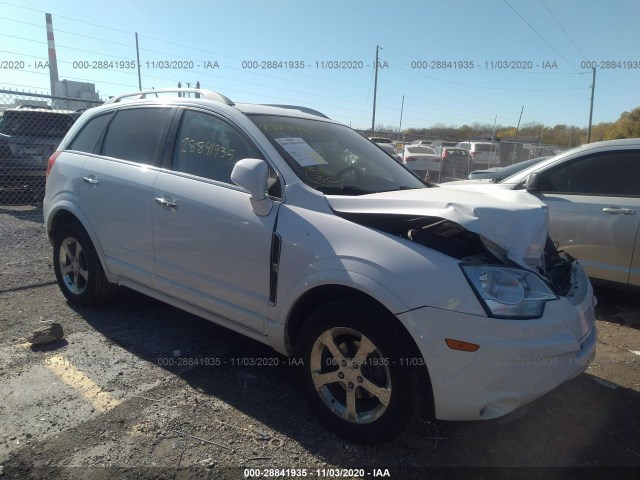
top-left (79, 156), bottom-right (159, 285)
top-left (456, 141), bottom-right (500, 167)
top-left (327, 188), bottom-right (549, 270)
top-left (401, 146), bottom-right (442, 173)
top-left (152, 170), bottom-right (279, 334)
top-left (272, 202), bottom-right (486, 319)
top-left (398, 267), bottom-right (596, 420)
top-left (404, 155), bottom-right (442, 173)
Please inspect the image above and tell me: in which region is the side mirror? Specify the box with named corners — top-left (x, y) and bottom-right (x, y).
top-left (525, 172), bottom-right (540, 192)
top-left (231, 158), bottom-right (273, 216)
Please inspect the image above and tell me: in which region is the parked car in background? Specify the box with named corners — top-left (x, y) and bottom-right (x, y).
top-left (44, 87), bottom-right (595, 444)
top-left (0, 105), bottom-right (81, 200)
top-left (430, 140), bottom-right (459, 157)
top-left (467, 156), bottom-right (550, 181)
top-left (455, 141), bottom-right (500, 167)
top-left (368, 136), bottom-right (393, 144)
top-left (376, 142), bottom-right (401, 162)
top-left (400, 145), bottom-right (441, 179)
top-left (441, 139), bottom-right (640, 287)
top-left (440, 147), bottom-right (470, 181)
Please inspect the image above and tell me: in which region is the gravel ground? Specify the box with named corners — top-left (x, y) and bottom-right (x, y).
top-left (0, 204), bottom-right (639, 480)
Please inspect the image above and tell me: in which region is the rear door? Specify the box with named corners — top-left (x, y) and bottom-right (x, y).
top-left (534, 149), bottom-right (640, 284)
top-left (152, 107), bottom-right (280, 334)
top-left (78, 106), bottom-right (174, 286)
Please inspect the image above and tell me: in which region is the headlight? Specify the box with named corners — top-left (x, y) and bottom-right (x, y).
top-left (461, 265), bottom-right (557, 319)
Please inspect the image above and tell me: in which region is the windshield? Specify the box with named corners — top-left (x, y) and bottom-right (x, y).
top-left (250, 115), bottom-right (426, 195)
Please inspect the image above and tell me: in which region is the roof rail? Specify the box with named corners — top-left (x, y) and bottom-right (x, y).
top-left (263, 104), bottom-right (330, 119)
top-left (105, 88), bottom-right (234, 106)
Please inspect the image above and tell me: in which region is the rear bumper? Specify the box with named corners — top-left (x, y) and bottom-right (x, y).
top-left (0, 162), bottom-right (46, 187)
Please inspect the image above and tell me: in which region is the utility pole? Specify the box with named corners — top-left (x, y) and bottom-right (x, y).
top-left (135, 32), bottom-right (142, 91)
top-left (587, 67), bottom-right (596, 143)
top-left (490, 115), bottom-right (497, 169)
top-left (371, 45), bottom-right (380, 137)
top-left (512, 106), bottom-right (524, 164)
top-left (568, 126), bottom-right (573, 148)
top-left (398, 95), bottom-right (404, 141)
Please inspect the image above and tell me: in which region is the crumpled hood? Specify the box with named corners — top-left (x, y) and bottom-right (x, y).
top-left (326, 187), bottom-right (549, 270)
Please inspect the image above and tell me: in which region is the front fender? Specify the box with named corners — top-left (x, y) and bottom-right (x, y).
top-left (266, 268), bottom-right (409, 355)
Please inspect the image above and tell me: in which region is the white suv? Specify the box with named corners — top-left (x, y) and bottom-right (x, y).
top-left (456, 141), bottom-right (500, 167)
top-left (44, 89), bottom-right (596, 444)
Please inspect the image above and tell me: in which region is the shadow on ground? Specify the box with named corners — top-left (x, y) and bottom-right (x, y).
top-left (5, 289), bottom-right (640, 478)
top-left (41, 288), bottom-right (640, 469)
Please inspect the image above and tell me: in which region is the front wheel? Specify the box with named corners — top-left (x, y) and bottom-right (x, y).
top-left (53, 223), bottom-right (115, 306)
top-left (295, 301), bottom-right (428, 444)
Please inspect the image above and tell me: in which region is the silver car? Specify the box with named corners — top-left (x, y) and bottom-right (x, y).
top-left (442, 139), bottom-right (640, 286)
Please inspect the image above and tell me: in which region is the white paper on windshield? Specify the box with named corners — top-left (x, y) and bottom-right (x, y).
top-left (275, 137), bottom-right (327, 167)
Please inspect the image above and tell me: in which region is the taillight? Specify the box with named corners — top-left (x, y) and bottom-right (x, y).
top-left (47, 151), bottom-right (61, 176)
top-left (442, 150), bottom-right (449, 159)
top-left (470, 151), bottom-right (479, 158)
top-left (405, 156), bottom-right (416, 162)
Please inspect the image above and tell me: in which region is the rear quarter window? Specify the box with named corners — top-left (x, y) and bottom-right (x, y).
top-left (68, 113), bottom-right (113, 154)
top-left (101, 108), bottom-right (172, 165)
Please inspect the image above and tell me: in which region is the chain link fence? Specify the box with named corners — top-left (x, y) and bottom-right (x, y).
top-left (0, 90), bottom-right (103, 210)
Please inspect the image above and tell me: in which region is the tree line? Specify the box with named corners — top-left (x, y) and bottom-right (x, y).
top-left (375, 106), bottom-right (640, 147)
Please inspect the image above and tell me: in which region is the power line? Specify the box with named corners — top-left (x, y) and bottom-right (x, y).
top-left (0, 5), bottom-right (378, 98)
top-left (0, 30), bottom-right (376, 108)
top-left (0, 1), bottom-right (132, 34)
top-left (0, 33), bottom-right (134, 61)
top-left (502, 0), bottom-right (585, 76)
top-left (0, 15), bottom-right (135, 49)
top-left (540, 0), bottom-right (589, 61)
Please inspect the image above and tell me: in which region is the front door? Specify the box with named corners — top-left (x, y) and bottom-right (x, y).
top-left (152, 108), bottom-right (280, 333)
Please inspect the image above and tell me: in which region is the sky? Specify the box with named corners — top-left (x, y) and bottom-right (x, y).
top-left (0, 0), bottom-right (639, 131)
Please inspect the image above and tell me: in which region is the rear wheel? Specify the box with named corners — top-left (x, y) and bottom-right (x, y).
top-left (53, 223), bottom-right (115, 306)
top-left (295, 300), bottom-right (428, 444)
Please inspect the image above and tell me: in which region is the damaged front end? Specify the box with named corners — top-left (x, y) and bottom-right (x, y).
top-left (336, 211), bottom-right (579, 318)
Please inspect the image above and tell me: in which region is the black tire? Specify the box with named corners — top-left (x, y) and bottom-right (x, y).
top-left (295, 300), bottom-right (428, 444)
top-left (53, 223), bottom-right (116, 306)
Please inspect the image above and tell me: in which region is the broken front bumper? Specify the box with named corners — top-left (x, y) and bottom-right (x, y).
top-left (397, 277), bottom-right (597, 421)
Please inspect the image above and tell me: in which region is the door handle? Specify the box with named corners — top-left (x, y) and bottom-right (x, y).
top-left (154, 197), bottom-right (178, 209)
top-left (603, 207), bottom-right (636, 215)
top-left (82, 176), bottom-right (99, 185)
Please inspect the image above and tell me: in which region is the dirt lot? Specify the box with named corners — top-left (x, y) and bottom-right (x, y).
top-left (0, 205), bottom-right (639, 479)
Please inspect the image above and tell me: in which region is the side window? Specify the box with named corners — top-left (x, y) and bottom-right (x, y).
top-left (173, 110), bottom-right (261, 185)
top-left (102, 108), bottom-right (171, 165)
top-left (540, 151), bottom-right (640, 196)
top-left (68, 113), bottom-right (112, 153)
